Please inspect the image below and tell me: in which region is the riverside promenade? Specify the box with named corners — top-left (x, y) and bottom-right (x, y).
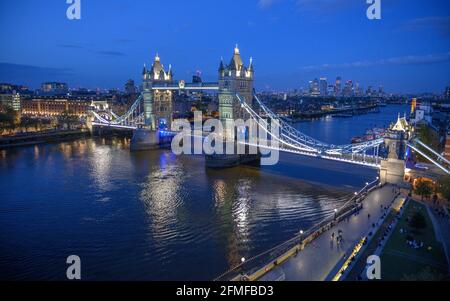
top-left (260, 184), bottom-right (398, 281)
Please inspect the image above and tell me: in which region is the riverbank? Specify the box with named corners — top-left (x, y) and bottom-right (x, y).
top-left (291, 104), bottom-right (379, 120)
top-left (0, 129), bottom-right (91, 149)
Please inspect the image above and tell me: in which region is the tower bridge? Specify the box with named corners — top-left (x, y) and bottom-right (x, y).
top-left (89, 46), bottom-right (449, 183)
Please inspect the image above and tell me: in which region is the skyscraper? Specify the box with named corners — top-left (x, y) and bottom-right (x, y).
top-left (309, 78), bottom-right (320, 96)
top-left (335, 76), bottom-right (342, 96)
top-left (319, 78), bottom-right (328, 96)
top-left (41, 82), bottom-right (68, 96)
top-left (378, 86), bottom-right (384, 97)
top-left (354, 82), bottom-right (361, 96)
top-left (343, 80), bottom-right (354, 97)
top-left (125, 79), bottom-right (137, 95)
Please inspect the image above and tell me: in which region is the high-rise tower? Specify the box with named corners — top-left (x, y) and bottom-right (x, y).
top-left (335, 76), bottom-right (342, 96)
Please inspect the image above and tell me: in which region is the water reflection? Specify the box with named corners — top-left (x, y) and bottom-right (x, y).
top-left (89, 144), bottom-right (114, 192)
top-left (139, 153), bottom-right (185, 243)
top-left (232, 179), bottom-right (252, 243)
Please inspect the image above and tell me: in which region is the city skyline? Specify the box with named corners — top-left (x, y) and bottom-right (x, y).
top-left (0, 1), bottom-right (449, 93)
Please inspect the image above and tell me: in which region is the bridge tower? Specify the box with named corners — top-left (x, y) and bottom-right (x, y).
top-left (218, 45), bottom-right (254, 140)
top-left (380, 115), bottom-right (411, 184)
top-left (206, 46), bottom-right (260, 168)
top-left (142, 54), bottom-right (174, 130)
top-left (131, 54), bottom-right (174, 151)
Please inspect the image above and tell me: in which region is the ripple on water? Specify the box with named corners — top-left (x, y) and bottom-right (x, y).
top-left (0, 138), bottom-right (355, 280)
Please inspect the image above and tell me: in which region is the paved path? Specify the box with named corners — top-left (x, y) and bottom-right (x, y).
top-left (260, 184), bottom-right (398, 281)
top-left (344, 196), bottom-right (405, 281)
top-left (427, 205), bottom-right (450, 275)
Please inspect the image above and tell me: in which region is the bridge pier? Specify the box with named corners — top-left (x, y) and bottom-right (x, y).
top-left (205, 142), bottom-right (261, 168)
top-left (130, 128), bottom-right (175, 151)
top-left (130, 128), bottom-right (160, 151)
top-left (205, 153), bottom-right (261, 168)
top-left (379, 159), bottom-right (405, 185)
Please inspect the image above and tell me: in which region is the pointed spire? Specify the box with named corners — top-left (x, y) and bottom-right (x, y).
top-left (248, 56), bottom-right (254, 72)
top-left (155, 53), bottom-right (160, 62)
top-left (218, 57), bottom-right (224, 72)
top-left (230, 45), bottom-right (243, 71)
top-left (168, 64), bottom-right (173, 77)
top-left (142, 62), bottom-right (147, 75)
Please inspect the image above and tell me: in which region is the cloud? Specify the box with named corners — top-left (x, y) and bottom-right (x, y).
top-left (92, 50), bottom-right (126, 57)
top-left (295, 0), bottom-right (355, 10)
top-left (56, 44), bottom-right (125, 56)
top-left (57, 44), bottom-right (84, 49)
top-left (113, 38), bottom-right (135, 44)
top-left (300, 52), bottom-right (450, 71)
top-left (0, 62), bottom-right (74, 87)
top-left (258, 0), bottom-right (280, 9)
top-left (257, 0), bottom-right (359, 15)
top-left (404, 17), bottom-right (450, 36)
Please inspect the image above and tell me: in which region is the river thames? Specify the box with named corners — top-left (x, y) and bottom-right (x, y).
top-left (0, 104), bottom-right (409, 280)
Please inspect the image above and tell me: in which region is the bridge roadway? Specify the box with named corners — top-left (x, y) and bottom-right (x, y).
top-left (164, 132), bottom-right (382, 168)
top-left (240, 139), bottom-right (381, 168)
top-left (152, 82), bottom-right (219, 90)
top-left (259, 184), bottom-right (398, 281)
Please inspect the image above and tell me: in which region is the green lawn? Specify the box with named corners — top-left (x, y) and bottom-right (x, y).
top-left (380, 200), bottom-right (448, 280)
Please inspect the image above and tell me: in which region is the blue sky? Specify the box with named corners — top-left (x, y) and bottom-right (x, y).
top-left (0, 0), bottom-right (449, 93)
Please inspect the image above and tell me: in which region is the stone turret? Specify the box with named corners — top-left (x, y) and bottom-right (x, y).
top-left (142, 54), bottom-right (174, 130)
top-left (218, 45), bottom-right (254, 139)
top-left (380, 115), bottom-right (411, 185)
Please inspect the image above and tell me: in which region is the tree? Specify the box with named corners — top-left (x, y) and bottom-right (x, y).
top-left (415, 124), bottom-right (441, 163)
top-left (402, 267), bottom-right (448, 281)
top-left (0, 106), bottom-right (20, 134)
top-left (20, 116), bottom-right (35, 133)
top-left (437, 175), bottom-right (450, 203)
top-left (58, 110), bottom-right (79, 130)
top-left (414, 179), bottom-right (433, 201)
top-left (409, 211), bottom-right (427, 232)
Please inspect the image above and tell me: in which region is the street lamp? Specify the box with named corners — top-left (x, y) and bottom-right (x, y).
top-left (241, 257), bottom-right (246, 263)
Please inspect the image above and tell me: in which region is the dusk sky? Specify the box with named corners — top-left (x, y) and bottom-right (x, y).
top-left (0, 0), bottom-right (449, 93)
